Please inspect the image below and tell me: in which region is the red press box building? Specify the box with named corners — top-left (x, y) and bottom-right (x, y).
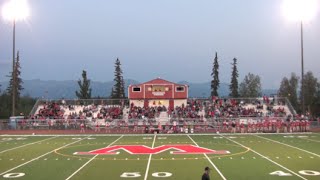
top-left (128, 78), bottom-right (188, 110)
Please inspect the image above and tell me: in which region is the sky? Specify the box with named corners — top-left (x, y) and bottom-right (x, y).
top-left (0, 0), bottom-right (319, 89)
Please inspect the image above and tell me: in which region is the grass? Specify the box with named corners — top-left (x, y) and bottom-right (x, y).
top-left (0, 133), bottom-right (319, 180)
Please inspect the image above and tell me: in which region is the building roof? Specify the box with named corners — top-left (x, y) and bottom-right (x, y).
top-left (129, 78), bottom-right (185, 86)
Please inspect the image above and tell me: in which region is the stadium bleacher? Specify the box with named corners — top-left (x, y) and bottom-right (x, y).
top-left (7, 96), bottom-right (312, 134)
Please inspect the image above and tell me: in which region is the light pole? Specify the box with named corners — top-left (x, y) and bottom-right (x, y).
top-left (12, 19), bottom-right (16, 116)
top-left (300, 21), bottom-right (305, 114)
top-left (2, 0), bottom-right (30, 116)
top-left (282, 0), bottom-right (318, 115)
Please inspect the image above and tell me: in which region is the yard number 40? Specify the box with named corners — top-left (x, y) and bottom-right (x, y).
top-left (270, 170), bottom-right (320, 176)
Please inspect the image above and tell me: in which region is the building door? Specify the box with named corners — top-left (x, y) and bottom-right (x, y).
top-left (144, 100), bottom-right (149, 108)
top-left (169, 99), bottom-right (174, 110)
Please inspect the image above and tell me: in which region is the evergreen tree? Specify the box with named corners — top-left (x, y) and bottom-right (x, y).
top-left (229, 58), bottom-right (239, 97)
top-left (239, 73), bottom-right (262, 97)
top-left (211, 52), bottom-right (220, 97)
top-left (0, 94), bottom-right (36, 119)
top-left (311, 82), bottom-right (320, 116)
top-left (75, 70), bottom-right (92, 99)
top-left (278, 73), bottom-right (299, 111)
top-left (301, 71), bottom-right (318, 114)
top-left (6, 51), bottom-right (24, 113)
top-left (110, 87), bottom-right (115, 98)
top-left (111, 58), bottom-right (125, 98)
top-left (120, 76), bottom-right (125, 98)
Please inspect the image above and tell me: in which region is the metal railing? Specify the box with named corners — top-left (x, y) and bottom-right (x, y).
top-left (284, 97), bottom-right (297, 116)
top-left (1, 118), bottom-right (319, 131)
top-left (29, 99), bottom-right (42, 116)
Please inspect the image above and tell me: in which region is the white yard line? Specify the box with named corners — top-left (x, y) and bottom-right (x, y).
top-left (221, 135), bottom-right (307, 180)
top-left (187, 135), bottom-right (227, 180)
top-left (255, 135), bottom-right (320, 158)
top-left (0, 136), bottom-right (91, 176)
top-left (65, 135), bottom-right (123, 180)
top-left (0, 136), bottom-right (58, 154)
top-left (144, 134), bottom-right (156, 180)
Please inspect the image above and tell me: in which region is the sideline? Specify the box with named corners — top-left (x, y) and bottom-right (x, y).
top-left (0, 132), bottom-right (313, 137)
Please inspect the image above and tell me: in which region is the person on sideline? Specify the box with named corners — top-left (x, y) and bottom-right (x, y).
top-left (202, 167), bottom-right (210, 180)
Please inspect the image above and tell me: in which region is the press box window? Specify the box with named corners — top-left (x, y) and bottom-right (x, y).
top-left (133, 87), bottom-right (141, 92)
top-left (176, 86), bottom-right (185, 92)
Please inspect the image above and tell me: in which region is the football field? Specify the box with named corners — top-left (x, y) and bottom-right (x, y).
top-left (0, 133), bottom-right (319, 180)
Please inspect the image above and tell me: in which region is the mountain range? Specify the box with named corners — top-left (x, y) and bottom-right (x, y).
top-left (0, 79), bottom-right (277, 99)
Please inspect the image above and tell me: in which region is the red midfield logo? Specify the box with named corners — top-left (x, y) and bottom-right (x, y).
top-left (74, 145), bottom-right (230, 155)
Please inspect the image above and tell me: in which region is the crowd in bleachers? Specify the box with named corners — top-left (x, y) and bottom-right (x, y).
top-left (128, 104), bottom-right (167, 119)
top-left (29, 102), bottom-right (124, 121)
top-left (98, 106), bottom-right (123, 119)
top-left (169, 100), bottom-right (202, 119)
top-left (3, 95), bottom-right (319, 134)
top-left (33, 102), bottom-right (65, 119)
top-left (30, 96), bottom-right (292, 122)
top-left (203, 98), bottom-right (264, 119)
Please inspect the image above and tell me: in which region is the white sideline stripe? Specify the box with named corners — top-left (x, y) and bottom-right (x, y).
top-left (0, 136), bottom-right (91, 176)
top-left (0, 132), bottom-right (313, 137)
top-left (187, 135), bottom-right (227, 180)
top-left (255, 135), bottom-right (320, 158)
top-left (144, 134), bottom-right (156, 180)
top-left (65, 135), bottom-right (123, 180)
top-left (221, 135), bottom-right (307, 180)
top-left (0, 136), bottom-right (58, 154)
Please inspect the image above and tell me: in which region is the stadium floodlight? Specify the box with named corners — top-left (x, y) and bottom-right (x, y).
top-left (2, 0), bottom-right (30, 116)
top-left (2, 0), bottom-right (30, 21)
top-left (282, 0), bottom-right (318, 22)
top-left (282, 0), bottom-right (318, 115)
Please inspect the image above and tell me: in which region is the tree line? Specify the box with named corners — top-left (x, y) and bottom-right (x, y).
top-left (0, 52), bottom-right (319, 118)
top-left (0, 52), bottom-right (36, 118)
top-left (210, 52), bottom-right (319, 116)
top-left (75, 58), bottom-right (125, 100)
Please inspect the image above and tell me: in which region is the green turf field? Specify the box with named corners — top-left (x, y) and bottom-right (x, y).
top-left (0, 133), bottom-right (319, 180)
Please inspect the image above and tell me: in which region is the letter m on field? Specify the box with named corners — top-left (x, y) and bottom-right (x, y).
top-left (74, 144), bottom-right (230, 155)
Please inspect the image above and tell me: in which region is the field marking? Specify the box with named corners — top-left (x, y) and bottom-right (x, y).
top-left (221, 135), bottom-right (307, 180)
top-left (144, 134), bottom-right (156, 180)
top-left (0, 132), bottom-right (313, 137)
top-left (298, 138), bottom-right (320, 143)
top-left (0, 135), bottom-right (29, 143)
top-left (65, 135), bottom-right (123, 180)
top-left (187, 135), bottom-right (227, 180)
top-left (255, 135), bottom-right (320, 158)
top-left (0, 136), bottom-right (57, 154)
top-left (0, 136), bottom-right (91, 176)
